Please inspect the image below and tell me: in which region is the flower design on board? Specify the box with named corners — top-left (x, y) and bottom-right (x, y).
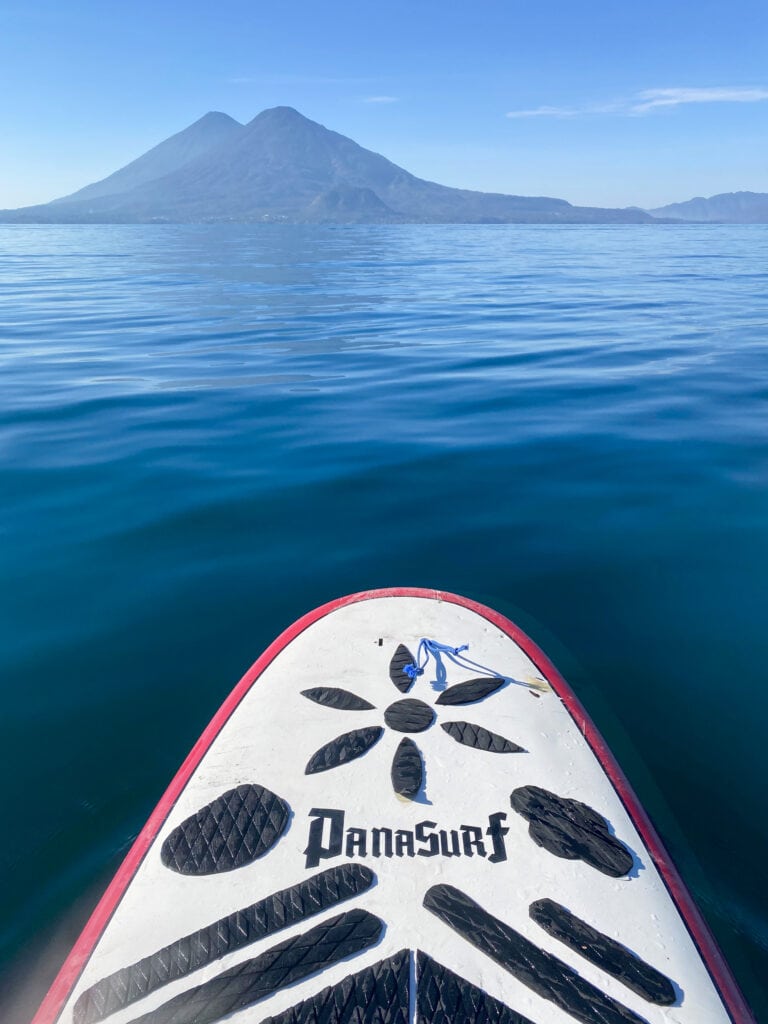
top-left (302, 641), bottom-right (526, 800)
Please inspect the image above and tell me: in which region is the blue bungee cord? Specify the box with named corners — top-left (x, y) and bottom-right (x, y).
top-left (403, 638), bottom-right (470, 689)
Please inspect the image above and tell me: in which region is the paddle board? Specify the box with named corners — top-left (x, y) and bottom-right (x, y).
top-left (32, 588), bottom-right (755, 1024)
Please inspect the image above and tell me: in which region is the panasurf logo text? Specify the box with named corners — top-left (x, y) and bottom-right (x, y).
top-left (305, 808), bottom-right (509, 869)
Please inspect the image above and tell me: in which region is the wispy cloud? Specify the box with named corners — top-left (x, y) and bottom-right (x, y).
top-left (362, 95), bottom-right (399, 104)
top-left (506, 103), bottom-right (617, 119)
top-left (506, 86), bottom-right (768, 119)
top-left (632, 86), bottom-right (768, 112)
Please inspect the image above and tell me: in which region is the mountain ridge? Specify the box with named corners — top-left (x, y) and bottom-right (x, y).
top-left (648, 191), bottom-right (768, 223)
top-left (6, 107), bottom-right (767, 225)
top-left (0, 106), bottom-right (654, 225)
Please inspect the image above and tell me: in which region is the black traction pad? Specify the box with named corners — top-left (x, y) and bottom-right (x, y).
top-left (261, 949), bottom-right (410, 1024)
top-left (529, 899), bottom-right (676, 1006)
top-left (441, 721), bottom-right (525, 753)
top-left (510, 785), bottom-right (634, 877)
top-left (125, 909), bottom-right (383, 1024)
top-left (436, 677), bottom-right (506, 706)
top-left (73, 864), bottom-right (374, 1024)
top-left (302, 687), bottom-right (375, 711)
top-left (160, 783), bottom-right (290, 875)
top-left (384, 698), bottom-right (435, 732)
top-left (305, 726), bottom-right (384, 774)
top-left (389, 644), bottom-right (416, 693)
top-left (417, 951), bottom-right (537, 1024)
top-left (391, 737), bottom-right (423, 799)
top-left (423, 884), bottom-right (648, 1024)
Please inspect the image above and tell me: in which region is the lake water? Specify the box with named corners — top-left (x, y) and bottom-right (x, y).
top-left (1, 224), bottom-right (766, 1020)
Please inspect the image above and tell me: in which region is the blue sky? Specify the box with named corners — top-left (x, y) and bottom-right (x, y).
top-left (1, 0), bottom-right (767, 209)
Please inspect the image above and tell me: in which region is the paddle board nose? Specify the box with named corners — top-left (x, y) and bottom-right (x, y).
top-left (32, 588), bottom-right (756, 1024)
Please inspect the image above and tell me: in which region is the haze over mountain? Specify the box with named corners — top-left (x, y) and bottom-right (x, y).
top-left (0, 106), bottom-right (654, 225)
top-left (49, 111), bottom-right (244, 207)
top-left (649, 191), bottom-right (768, 223)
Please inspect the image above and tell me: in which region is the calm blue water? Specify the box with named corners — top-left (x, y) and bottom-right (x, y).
top-left (1, 224), bottom-right (766, 1020)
